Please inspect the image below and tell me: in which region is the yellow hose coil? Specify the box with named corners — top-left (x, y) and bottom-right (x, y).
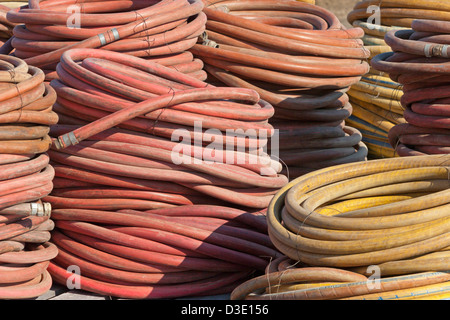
top-left (267, 154), bottom-right (450, 271)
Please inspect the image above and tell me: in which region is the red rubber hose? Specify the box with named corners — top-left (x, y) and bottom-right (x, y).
top-left (48, 205), bottom-right (282, 299)
top-left (6, 0), bottom-right (207, 80)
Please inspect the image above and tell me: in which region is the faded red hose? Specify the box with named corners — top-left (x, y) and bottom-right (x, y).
top-left (191, 0), bottom-right (369, 178)
top-left (0, 53), bottom-right (56, 299)
top-left (372, 19), bottom-right (450, 156)
top-left (45, 48), bottom-right (287, 208)
top-left (6, 0), bottom-right (207, 80)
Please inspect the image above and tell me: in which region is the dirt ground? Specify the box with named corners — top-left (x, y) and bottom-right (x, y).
top-left (315, 0), bottom-right (360, 28)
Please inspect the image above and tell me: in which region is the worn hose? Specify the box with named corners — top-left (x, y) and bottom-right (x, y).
top-left (0, 52), bottom-right (55, 299)
top-left (0, 153), bottom-right (55, 300)
top-left (0, 3), bottom-right (17, 46)
top-left (48, 205), bottom-right (282, 299)
top-left (0, 54), bottom-right (57, 154)
top-left (5, 0), bottom-right (207, 80)
top-left (371, 19), bottom-right (450, 156)
top-left (190, 0), bottom-right (369, 178)
top-left (266, 154), bottom-right (450, 273)
top-left (45, 48), bottom-right (287, 209)
top-left (230, 255), bottom-right (450, 300)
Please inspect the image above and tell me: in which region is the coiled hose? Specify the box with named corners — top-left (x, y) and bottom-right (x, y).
top-left (5, 0), bottom-right (207, 81)
top-left (0, 54), bottom-right (56, 299)
top-left (371, 19), bottom-right (450, 156)
top-left (266, 154), bottom-right (450, 278)
top-left (230, 255), bottom-right (450, 300)
top-left (47, 205), bottom-right (283, 299)
top-left (0, 54), bottom-right (57, 154)
top-left (348, 0), bottom-right (450, 28)
top-left (46, 48), bottom-right (287, 209)
top-left (0, 3), bottom-right (17, 46)
top-left (189, 0), bottom-right (370, 179)
top-left (346, 2), bottom-right (414, 159)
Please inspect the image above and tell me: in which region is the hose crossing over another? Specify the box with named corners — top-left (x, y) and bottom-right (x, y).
top-left (371, 19), bottom-right (450, 157)
top-left (190, 0), bottom-right (370, 179)
top-left (346, 1), bottom-right (416, 159)
top-left (5, 0), bottom-right (207, 81)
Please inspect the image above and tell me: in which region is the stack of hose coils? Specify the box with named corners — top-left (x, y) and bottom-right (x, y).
top-left (190, 0), bottom-right (369, 180)
top-left (371, 19), bottom-right (450, 156)
top-left (43, 47), bottom-right (288, 298)
top-left (262, 154), bottom-right (449, 299)
top-left (0, 55), bottom-right (57, 299)
top-left (347, 2), bottom-right (408, 159)
top-left (46, 48), bottom-right (288, 210)
top-left (346, 1), bottom-right (450, 158)
top-left (5, 0), bottom-right (207, 81)
top-left (47, 205), bottom-right (283, 299)
top-left (230, 255), bottom-right (450, 300)
top-left (0, 3), bottom-right (17, 46)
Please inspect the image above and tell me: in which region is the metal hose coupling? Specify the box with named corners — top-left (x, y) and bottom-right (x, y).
top-left (53, 131), bottom-right (79, 150)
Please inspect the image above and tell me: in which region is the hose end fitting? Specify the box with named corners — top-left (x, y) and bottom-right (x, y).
top-left (54, 132), bottom-right (79, 150)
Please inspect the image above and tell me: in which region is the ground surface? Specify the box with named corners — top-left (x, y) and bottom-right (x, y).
top-left (316, 0), bottom-right (360, 28)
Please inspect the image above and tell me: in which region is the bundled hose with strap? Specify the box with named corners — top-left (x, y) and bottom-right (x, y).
top-left (47, 205), bottom-right (283, 299)
top-left (5, 0), bottom-right (207, 81)
top-left (371, 19), bottom-right (450, 156)
top-left (230, 255), bottom-right (450, 300)
top-left (190, 0), bottom-right (370, 179)
top-left (266, 154), bottom-right (450, 279)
